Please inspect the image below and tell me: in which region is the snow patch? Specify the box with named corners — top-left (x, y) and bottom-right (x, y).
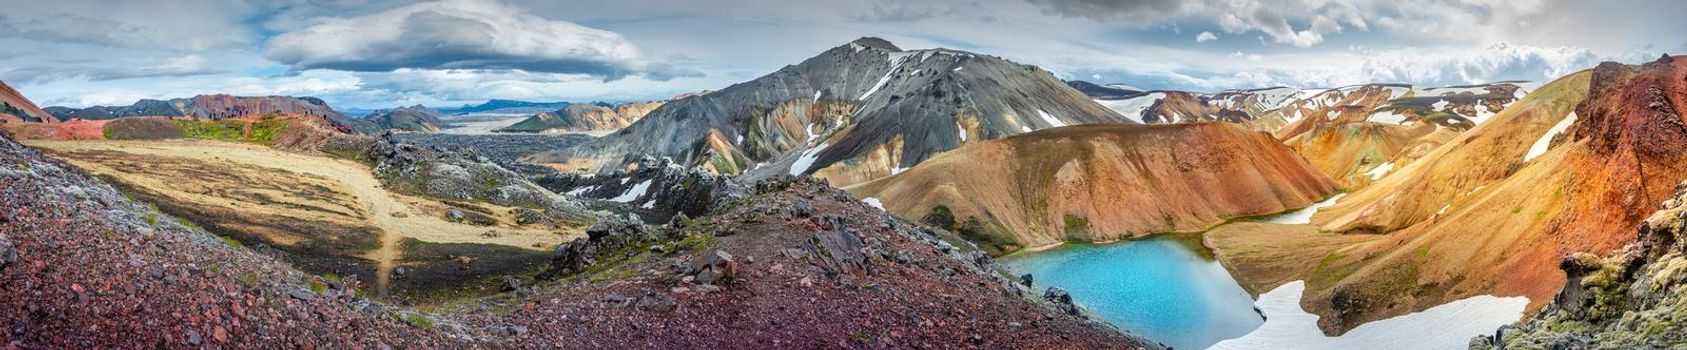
top-left (565, 186), bottom-right (596, 197)
top-left (1209, 281), bottom-right (1528, 350)
top-left (1468, 106), bottom-right (1500, 124)
top-left (1365, 162), bottom-right (1395, 180)
top-left (858, 52), bottom-right (915, 101)
top-left (788, 142), bottom-right (831, 176)
top-left (956, 122), bottom-right (967, 142)
top-left (640, 200), bottom-right (655, 209)
top-left (1325, 110), bottom-right (1339, 121)
top-left (1282, 109), bottom-right (1304, 125)
top-left (862, 197), bottom-right (885, 211)
top-left (1036, 109), bottom-right (1066, 128)
top-left (1430, 99), bottom-right (1450, 112)
top-left (812, 90), bottom-right (822, 103)
top-left (608, 180), bottom-right (652, 203)
top-left (1523, 111), bottom-right (1577, 163)
top-left (1261, 194), bottom-right (1346, 225)
top-left (1366, 109), bottom-right (1410, 125)
top-left (1094, 92), bottom-right (1164, 124)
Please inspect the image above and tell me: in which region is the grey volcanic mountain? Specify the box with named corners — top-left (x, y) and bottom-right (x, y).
top-left (531, 37), bottom-right (1130, 187)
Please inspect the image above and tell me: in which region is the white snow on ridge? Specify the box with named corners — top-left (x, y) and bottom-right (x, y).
top-left (1209, 281), bottom-right (1528, 350)
top-left (788, 142), bottom-right (831, 176)
top-left (1365, 162), bottom-right (1396, 180)
top-left (1261, 194), bottom-right (1346, 225)
top-left (956, 122), bottom-right (967, 142)
top-left (1430, 99), bottom-right (1450, 112)
top-left (858, 52), bottom-right (916, 101)
top-left (1094, 92), bottom-right (1165, 124)
top-left (812, 90), bottom-right (822, 103)
top-left (1036, 109), bottom-right (1066, 128)
top-left (1422, 86), bottom-right (1493, 96)
top-left (608, 180), bottom-right (653, 203)
top-left (1524, 111), bottom-right (1578, 162)
top-left (1253, 87), bottom-right (1305, 111)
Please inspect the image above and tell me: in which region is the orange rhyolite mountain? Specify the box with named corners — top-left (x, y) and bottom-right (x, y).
top-left (849, 122), bottom-right (1341, 254)
top-left (1212, 56), bottom-right (1687, 334)
top-left (0, 79), bottom-right (57, 124)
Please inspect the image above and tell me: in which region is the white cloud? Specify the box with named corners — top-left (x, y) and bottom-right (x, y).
top-left (1196, 31), bottom-right (1218, 43)
top-left (1358, 43), bottom-right (1605, 86)
top-left (265, 0), bottom-right (695, 80)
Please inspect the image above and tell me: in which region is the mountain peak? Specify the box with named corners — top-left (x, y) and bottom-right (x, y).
top-left (848, 37), bottom-right (901, 52)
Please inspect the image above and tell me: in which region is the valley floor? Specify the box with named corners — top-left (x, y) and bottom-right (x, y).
top-left (23, 140), bottom-right (580, 298)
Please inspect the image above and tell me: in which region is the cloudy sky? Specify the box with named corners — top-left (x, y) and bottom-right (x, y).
top-left (3, 0), bottom-right (1684, 110)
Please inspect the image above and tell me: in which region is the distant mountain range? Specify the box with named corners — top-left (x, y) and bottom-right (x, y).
top-left (438, 99), bottom-right (572, 115)
top-left (495, 101), bottom-right (664, 133)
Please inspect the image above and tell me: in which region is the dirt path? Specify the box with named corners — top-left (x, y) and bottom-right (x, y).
top-left (27, 140), bottom-right (578, 296)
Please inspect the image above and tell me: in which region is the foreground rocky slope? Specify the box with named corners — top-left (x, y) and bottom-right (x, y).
top-left (531, 37), bottom-right (1129, 188)
top-left (469, 176), bottom-right (1157, 348)
top-left (0, 130), bottom-right (458, 347)
top-left (850, 123), bottom-right (1340, 254)
top-left (0, 126), bottom-right (1156, 347)
top-left (1472, 181), bottom-right (1687, 349)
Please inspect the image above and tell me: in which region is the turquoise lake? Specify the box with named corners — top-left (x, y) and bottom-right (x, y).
top-left (998, 235), bottom-right (1264, 350)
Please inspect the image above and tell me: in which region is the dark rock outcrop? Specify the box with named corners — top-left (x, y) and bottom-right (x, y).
top-left (368, 135), bottom-right (589, 217)
top-left (1474, 181), bottom-right (1687, 348)
top-left (537, 155), bottom-right (745, 217)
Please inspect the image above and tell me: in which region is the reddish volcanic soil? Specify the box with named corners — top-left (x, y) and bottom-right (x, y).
top-left (2, 119), bottom-right (109, 140)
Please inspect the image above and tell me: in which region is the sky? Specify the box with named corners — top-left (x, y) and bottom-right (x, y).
top-left (3, 0), bottom-right (1684, 110)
